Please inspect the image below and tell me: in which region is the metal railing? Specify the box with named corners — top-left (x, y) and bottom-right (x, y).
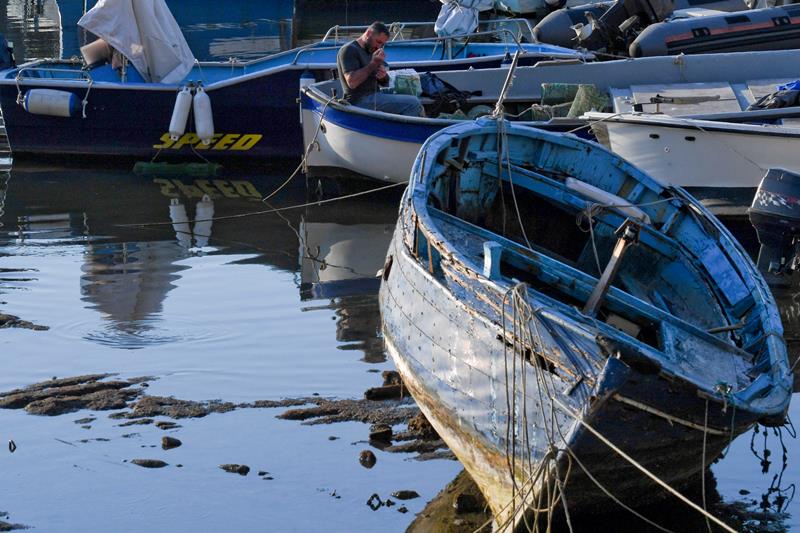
top-left (293, 27), bottom-right (530, 65)
top-left (321, 18), bottom-right (535, 44)
top-left (15, 65), bottom-right (92, 82)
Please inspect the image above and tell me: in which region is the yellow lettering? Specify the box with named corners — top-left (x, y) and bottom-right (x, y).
top-left (172, 179), bottom-right (204, 198)
top-left (153, 178), bottom-right (179, 198)
top-left (231, 134), bottom-right (262, 151)
top-left (153, 133), bottom-right (174, 150)
top-left (212, 134), bottom-right (240, 150)
top-left (231, 180), bottom-right (262, 200)
top-left (195, 133), bottom-right (222, 150)
top-left (195, 179), bottom-right (220, 198)
top-left (172, 133), bottom-right (199, 149)
top-left (213, 180), bottom-right (239, 198)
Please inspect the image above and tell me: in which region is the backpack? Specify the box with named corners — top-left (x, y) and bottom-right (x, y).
top-left (420, 72), bottom-right (482, 116)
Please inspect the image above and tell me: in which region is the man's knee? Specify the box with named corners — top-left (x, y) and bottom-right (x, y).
top-left (397, 95), bottom-right (423, 117)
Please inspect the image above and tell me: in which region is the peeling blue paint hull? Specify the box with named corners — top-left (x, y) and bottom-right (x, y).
top-left (379, 119), bottom-right (792, 527)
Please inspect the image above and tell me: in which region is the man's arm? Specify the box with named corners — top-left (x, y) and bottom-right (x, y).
top-left (343, 47), bottom-right (385, 89)
top-left (344, 62), bottom-right (378, 90)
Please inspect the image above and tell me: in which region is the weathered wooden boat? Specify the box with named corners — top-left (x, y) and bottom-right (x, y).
top-left (378, 118), bottom-right (792, 528)
top-left (302, 48), bottom-right (800, 183)
top-left (0, 1), bottom-right (585, 161)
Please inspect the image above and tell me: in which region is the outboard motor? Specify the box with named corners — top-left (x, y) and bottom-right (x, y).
top-left (574, 0), bottom-right (675, 53)
top-left (748, 168), bottom-right (800, 286)
top-left (0, 34), bottom-right (16, 71)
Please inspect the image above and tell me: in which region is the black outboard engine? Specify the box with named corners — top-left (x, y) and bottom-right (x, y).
top-left (575, 0), bottom-right (675, 53)
top-left (748, 168), bottom-right (800, 286)
top-left (0, 34), bottom-right (15, 71)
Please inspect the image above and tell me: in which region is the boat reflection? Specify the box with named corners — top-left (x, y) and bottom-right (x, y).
top-left (0, 162), bottom-right (401, 358)
top-left (410, 462), bottom-right (793, 533)
top-left (1, 0), bottom-right (62, 61)
top-left (298, 216), bottom-right (394, 363)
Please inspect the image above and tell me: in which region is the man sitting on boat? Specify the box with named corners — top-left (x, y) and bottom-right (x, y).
top-left (336, 22), bottom-right (423, 117)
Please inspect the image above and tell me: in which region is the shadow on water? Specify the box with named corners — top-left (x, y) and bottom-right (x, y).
top-left (411, 423), bottom-right (797, 533)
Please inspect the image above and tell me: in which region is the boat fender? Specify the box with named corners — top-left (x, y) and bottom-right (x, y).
top-left (193, 86), bottom-right (215, 146)
top-left (169, 86), bottom-right (193, 141)
top-left (566, 177), bottom-right (651, 224)
top-left (596, 335), bottom-right (661, 375)
top-left (22, 89), bottom-right (80, 118)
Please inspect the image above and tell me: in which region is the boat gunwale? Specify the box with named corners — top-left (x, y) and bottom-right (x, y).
top-left (0, 39), bottom-right (585, 93)
top-left (301, 80), bottom-right (575, 129)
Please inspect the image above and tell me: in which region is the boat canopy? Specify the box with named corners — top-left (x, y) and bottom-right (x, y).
top-left (78, 0), bottom-right (195, 84)
top-left (434, 0), bottom-right (497, 37)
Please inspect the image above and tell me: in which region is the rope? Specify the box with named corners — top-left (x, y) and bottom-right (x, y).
top-left (261, 97), bottom-right (333, 204)
top-left (81, 79), bottom-right (93, 119)
top-left (117, 181), bottom-right (406, 229)
top-left (562, 446), bottom-right (675, 533)
top-left (701, 398), bottom-right (713, 533)
top-left (575, 197), bottom-right (675, 275)
top-left (550, 395), bottom-right (738, 533)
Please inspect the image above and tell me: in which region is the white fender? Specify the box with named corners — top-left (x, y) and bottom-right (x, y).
top-left (23, 89), bottom-right (80, 118)
top-left (193, 87), bottom-right (215, 145)
top-left (169, 86), bottom-right (192, 141)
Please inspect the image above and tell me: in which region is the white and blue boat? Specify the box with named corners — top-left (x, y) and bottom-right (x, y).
top-left (302, 48), bottom-right (800, 184)
top-left (0, 0), bottom-right (586, 160)
top-left (379, 117), bottom-right (792, 528)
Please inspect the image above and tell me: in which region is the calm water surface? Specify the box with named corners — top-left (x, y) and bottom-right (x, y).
top-left (0, 162), bottom-right (465, 531)
top-left (0, 1), bottom-right (798, 531)
top-left (0, 162), bottom-right (797, 533)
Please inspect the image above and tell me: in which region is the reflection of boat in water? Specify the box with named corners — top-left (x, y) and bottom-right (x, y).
top-left (380, 119), bottom-right (791, 529)
top-left (1, 161), bottom-right (400, 359)
top-left (1, 0), bottom-right (63, 61)
top-left (299, 218), bottom-right (392, 299)
top-left (298, 215), bottom-right (395, 363)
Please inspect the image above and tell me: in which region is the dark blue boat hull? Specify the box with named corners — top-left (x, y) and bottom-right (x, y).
top-left (1, 59), bottom-right (524, 160)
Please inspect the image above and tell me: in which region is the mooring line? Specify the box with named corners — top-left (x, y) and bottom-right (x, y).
top-left (117, 181), bottom-right (406, 229)
top-left (550, 396), bottom-right (738, 533)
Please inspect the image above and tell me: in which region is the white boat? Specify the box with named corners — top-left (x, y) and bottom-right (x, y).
top-left (585, 111), bottom-right (800, 190)
top-left (301, 49), bottom-right (800, 183)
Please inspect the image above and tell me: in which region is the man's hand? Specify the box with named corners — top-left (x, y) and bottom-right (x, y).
top-left (370, 48), bottom-right (386, 68)
top-left (376, 65), bottom-right (388, 81)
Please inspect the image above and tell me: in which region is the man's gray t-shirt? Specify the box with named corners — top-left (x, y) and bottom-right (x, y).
top-left (337, 40), bottom-right (378, 102)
